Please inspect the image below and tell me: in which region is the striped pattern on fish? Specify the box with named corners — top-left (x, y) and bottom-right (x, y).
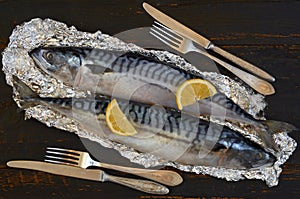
top-left (85, 49), bottom-right (254, 121)
top-left (29, 47), bottom-right (297, 153)
top-left (30, 47), bottom-right (251, 119)
top-left (87, 49), bottom-right (194, 87)
top-left (14, 75), bottom-right (276, 169)
top-left (44, 95), bottom-right (250, 145)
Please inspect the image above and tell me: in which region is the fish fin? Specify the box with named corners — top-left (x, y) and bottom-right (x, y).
top-left (12, 76), bottom-right (38, 98)
top-left (255, 120), bottom-right (297, 153)
top-left (263, 120), bottom-right (298, 134)
top-left (12, 76), bottom-right (39, 108)
top-left (257, 129), bottom-right (279, 153)
top-left (85, 64), bottom-right (114, 74)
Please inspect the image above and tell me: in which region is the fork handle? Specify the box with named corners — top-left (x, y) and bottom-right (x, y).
top-left (209, 44), bottom-right (275, 82)
top-left (197, 49), bottom-right (275, 95)
top-left (104, 173), bottom-right (169, 194)
top-left (99, 162), bottom-right (182, 186)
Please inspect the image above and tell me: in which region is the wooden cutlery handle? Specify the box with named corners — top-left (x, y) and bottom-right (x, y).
top-left (198, 49), bottom-right (275, 95)
top-left (100, 163), bottom-right (183, 186)
top-left (211, 45), bottom-right (275, 82)
top-left (229, 66), bottom-right (275, 95)
top-left (105, 174), bottom-right (169, 194)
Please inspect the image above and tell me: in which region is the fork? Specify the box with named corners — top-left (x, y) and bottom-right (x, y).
top-left (150, 22), bottom-right (275, 96)
top-left (45, 147), bottom-right (183, 186)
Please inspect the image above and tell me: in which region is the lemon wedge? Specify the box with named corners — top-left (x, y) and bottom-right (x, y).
top-left (176, 79), bottom-right (217, 110)
top-left (106, 99), bottom-right (137, 136)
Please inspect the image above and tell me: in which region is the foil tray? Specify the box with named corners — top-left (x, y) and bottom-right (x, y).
top-left (2, 18), bottom-right (297, 187)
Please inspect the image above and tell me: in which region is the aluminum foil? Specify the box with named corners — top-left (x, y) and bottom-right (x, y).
top-left (2, 18), bottom-right (297, 187)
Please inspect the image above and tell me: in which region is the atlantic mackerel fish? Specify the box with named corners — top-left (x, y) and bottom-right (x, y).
top-left (11, 46), bottom-right (296, 170)
top-left (14, 76), bottom-right (275, 169)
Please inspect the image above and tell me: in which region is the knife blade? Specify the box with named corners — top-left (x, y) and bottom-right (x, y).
top-left (143, 2), bottom-right (275, 82)
top-left (7, 160), bottom-right (169, 194)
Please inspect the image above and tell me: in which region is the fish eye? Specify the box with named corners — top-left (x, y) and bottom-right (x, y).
top-left (46, 52), bottom-right (54, 60)
top-left (44, 51), bottom-right (54, 62)
top-left (255, 152), bottom-right (263, 160)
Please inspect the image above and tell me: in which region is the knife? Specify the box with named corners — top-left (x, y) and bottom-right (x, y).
top-left (143, 2), bottom-right (275, 82)
top-left (7, 160), bottom-right (169, 194)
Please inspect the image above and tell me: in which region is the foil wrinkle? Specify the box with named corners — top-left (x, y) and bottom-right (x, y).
top-left (2, 18), bottom-right (297, 187)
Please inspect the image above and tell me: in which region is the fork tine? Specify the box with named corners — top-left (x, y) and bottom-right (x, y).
top-left (45, 154), bottom-right (79, 163)
top-left (153, 21), bottom-right (183, 40)
top-left (46, 147), bottom-right (81, 155)
top-left (44, 158), bottom-right (77, 166)
top-left (152, 24), bottom-right (179, 42)
top-left (151, 25), bottom-right (181, 46)
top-left (150, 28), bottom-right (179, 49)
top-left (150, 31), bottom-right (172, 47)
top-left (45, 150), bottom-right (79, 159)
top-left (45, 147), bottom-right (81, 166)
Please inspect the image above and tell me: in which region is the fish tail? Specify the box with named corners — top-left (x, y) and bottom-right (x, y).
top-left (255, 120), bottom-right (298, 153)
top-left (255, 127), bottom-right (279, 153)
top-left (263, 120), bottom-right (298, 134)
top-left (12, 75), bottom-right (39, 108)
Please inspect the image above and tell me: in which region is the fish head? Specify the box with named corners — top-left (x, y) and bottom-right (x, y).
top-left (222, 146), bottom-right (276, 170)
top-left (30, 47), bottom-right (82, 85)
top-left (243, 148), bottom-right (276, 169)
top-left (212, 130), bottom-right (276, 170)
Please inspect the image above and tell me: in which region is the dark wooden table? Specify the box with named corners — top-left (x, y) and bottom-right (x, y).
top-left (0, 0), bottom-right (299, 198)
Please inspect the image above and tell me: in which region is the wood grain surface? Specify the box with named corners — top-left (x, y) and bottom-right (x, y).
top-left (0, 0), bottom-right (299, 199)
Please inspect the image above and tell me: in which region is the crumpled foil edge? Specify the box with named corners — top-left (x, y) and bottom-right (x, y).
top-left (2, 18), bottom-right (297, 187)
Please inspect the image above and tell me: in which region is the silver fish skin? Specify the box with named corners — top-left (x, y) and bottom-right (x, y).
top-left (13, 76), bottom-right (275, 170)
top-left (30, 47), bottom-right (297, 153)
top-left (29, 47), bottom-right (254, 119)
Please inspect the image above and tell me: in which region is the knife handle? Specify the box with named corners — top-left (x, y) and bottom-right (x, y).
top-left (197, 49), bottom-right (275, 95)
top-left (99, 162), bottom-right (182, 186)
top-left (103, 172), bottom-right (169, 195)
top-left (210, 44), bottom-right (275, 82)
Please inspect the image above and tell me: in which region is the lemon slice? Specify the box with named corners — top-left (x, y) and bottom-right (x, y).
top-left (106, 99), bottom-right (137, 136)
top-left (176, 79), bottom-right (217, 110)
